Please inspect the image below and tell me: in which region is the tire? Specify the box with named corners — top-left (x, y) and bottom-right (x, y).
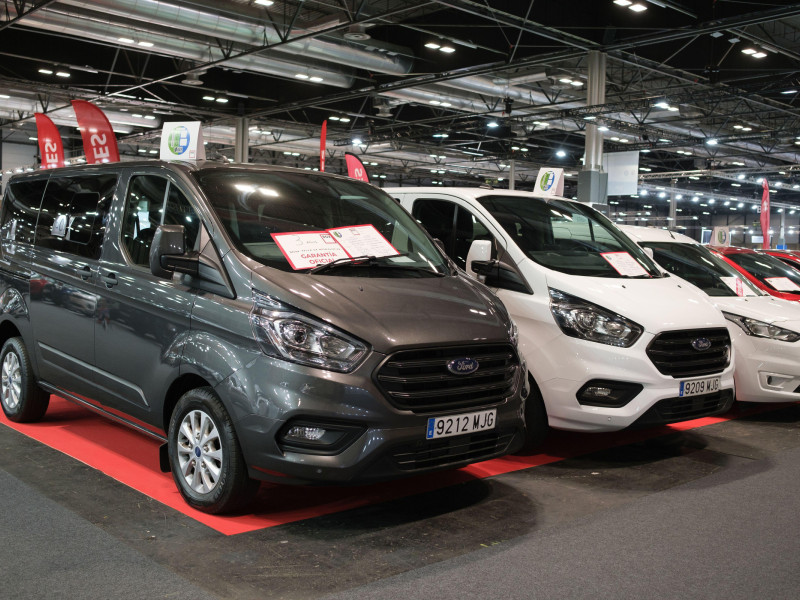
top-left (167, 387), bottom-right (259, 514)
top-left (0, 337), bottom-right (49, 423)
top-left (519, 375), bottom-right (549, 453)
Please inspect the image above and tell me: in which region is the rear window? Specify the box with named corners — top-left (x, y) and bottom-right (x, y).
top-left (0, 178), bottom-right (48, 245)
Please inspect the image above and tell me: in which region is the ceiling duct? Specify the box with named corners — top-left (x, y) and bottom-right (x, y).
top-left (343, 24), bottom-right (371, 41)
top-left (181, 69), bottom-right (206, 86)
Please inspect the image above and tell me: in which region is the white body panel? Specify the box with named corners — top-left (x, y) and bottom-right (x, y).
top-left (624, 225), bottom-right (800, 403)
top-left (389, 188), bottom-right (735, 432)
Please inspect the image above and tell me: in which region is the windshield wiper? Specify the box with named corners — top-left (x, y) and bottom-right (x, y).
top-left (308, 254), bottom-right (444, 276)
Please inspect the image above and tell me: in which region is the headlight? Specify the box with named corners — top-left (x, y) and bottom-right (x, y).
top-left (549, 288), bottom-right (643, 348)
top-left (722, 312), bottom-right (800, 342)
top-left (250, 290), bottom-right (368, 372)
top-left (509, 319), bottom-right (519, 347)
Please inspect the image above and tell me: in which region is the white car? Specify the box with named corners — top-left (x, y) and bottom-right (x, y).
top-left (623, 225), bottom-right (800, 403)
top-left (387, 187), bottom-right (736, 448)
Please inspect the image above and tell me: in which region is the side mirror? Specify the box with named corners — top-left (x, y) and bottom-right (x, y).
top-left (149, 225), bottom-right (198, 279)
top-left (642, 246), bottom-right (655, 259)
top-left (466, 239), bottom-right (492, 281)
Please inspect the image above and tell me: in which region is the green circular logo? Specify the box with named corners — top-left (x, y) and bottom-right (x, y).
top-left (167, 126), bottom-right (190, 155)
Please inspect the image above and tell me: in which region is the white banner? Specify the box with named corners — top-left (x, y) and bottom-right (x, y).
top-left (603, 150), bottom-right (639, 196)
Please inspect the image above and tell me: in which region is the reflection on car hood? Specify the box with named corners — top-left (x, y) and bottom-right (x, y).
top-left (250, 267), bottom-right (512, 354)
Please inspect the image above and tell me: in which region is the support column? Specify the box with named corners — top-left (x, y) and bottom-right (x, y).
top-left (578, 50), bottom-right (608, 205)
top-left (669, 179), bottom-right (678, 228)
top-left (234, 117), bottom-right (249, 163)
top-left (509, 159), bottom-right (515, 190)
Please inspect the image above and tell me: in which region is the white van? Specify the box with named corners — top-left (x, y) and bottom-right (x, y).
top-left (623, 225), bottom-right (800, 403)
top-left (387, 188), bottom-right (735, 447)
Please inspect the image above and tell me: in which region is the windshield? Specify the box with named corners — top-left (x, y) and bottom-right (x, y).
top-left (641, 241), bottom-right (761, 297)
top-left (477, 195), bottom-right (662, 278)
top-left (724, 251), bottom-right (800, 295)
top-left (194, 169), bottom-right (448, 276)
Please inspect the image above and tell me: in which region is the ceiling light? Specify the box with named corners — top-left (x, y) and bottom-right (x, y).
top-left (309, 76), bottom-right (323, 82)
top-left (569, 80), bottom-right (584, 87)
top-left (741, 48), bottom-right (757, 55)
top-left (440, 46), bottom-right (456, 53)
top-left (55, 71), bottom-right (70, 77)
top-left (295, 73), bottom-right (309, 80)
top-left (425, 42), bottom-right (441, 49)
top-left (752, 52), bottom-right (767, 58)
top-left (118, 37), bottom-right (134, 44)
top-left (138, 41), bottom-right (154, 48)
top-left (556, 150), bottom-right (566, 157)
top-left (339, 117), bottom-right (350, 123)
top-left (202, 96), bottom-right (215, 101)
top-left (559, 78), bottom-right (573, 84)
top-left (352, 138), bottom-right (362, 145)
top-left (487, 121), bottom-right (499, 128)
top-left (254, 0), bottom-right (274, 5)
top-left (613, 0), bottom-right (632, 5)
top-left (629, 3), bottom-right (647, 11)
top-left (598, 126), bottom-right (609, 132)
top-left (584, 115), bottom-right (596, 120)
top-left (706, 139), bottom-right (718, 145)
top-left (215, 97), bottom-right (229, 103)
top-left (38, 68), bottom-right (53, 74)
top-left (0, 94), bottom-right (8, 99)
top-left (781, 89), bottom-right (797, 94)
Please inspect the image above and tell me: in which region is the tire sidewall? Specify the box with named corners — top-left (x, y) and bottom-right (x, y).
top-left (0, 339), bottom-right (23, 419)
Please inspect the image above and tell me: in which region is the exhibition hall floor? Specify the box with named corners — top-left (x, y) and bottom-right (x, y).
top-left (1, 398), bottom-right (798, 599)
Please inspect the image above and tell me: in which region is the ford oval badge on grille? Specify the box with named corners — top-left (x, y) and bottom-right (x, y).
top-left (447, 358), bottom-right (479, 375)
top-left (691, 337), bottom-right (712, 351)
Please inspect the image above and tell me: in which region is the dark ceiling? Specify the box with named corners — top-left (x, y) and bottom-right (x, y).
top-left (2, 0), bottom-right (800, 221)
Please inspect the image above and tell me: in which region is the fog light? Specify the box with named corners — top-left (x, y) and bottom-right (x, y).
top-left (576, 380), bottom-right (643, 407)
top-left (278, 420), bottom-right (366, 455)
top-left (285, 426), bottom-right (326, 442)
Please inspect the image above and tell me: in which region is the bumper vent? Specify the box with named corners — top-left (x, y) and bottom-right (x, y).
top-left (646, 328), bottom-right (731, 378)
top-left (392, 430), bottom-right (515, 471)
top-left (376, 344), bottom-right (519, 413)
top-left (633, 389), bottom-right (735, 428)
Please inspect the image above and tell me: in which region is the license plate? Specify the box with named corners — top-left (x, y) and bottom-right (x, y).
top-left (679, 376), bottom-right (721, 397)
top-left (426, 409), bottom-right (496, 439)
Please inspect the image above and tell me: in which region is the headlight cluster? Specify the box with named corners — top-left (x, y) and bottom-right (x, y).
top-left (250, 290), bottom-right (368, 372)
top-left (722, 312), bottom-right (800, 343)
top-left (549, 289), bottom-right (643, 348)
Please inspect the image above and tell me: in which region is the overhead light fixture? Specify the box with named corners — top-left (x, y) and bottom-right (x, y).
top-left (613, 0), bottom-right (632, 5)
top-left (439, 46), bottom-right (456, 53)
top-left (706, 139), bottom-right (718, 145)
top-left (752, 51), bottom-right (767, 58)
top-left (628, 3), bottom-right (648, 11)
top-left (118, 37), bottom-right (134, 44)
top-left (309, 76), bottom-right (324, 82)
top-left (556, 150), bottom-right (566, 157)
top-left (781, 89), bottom-right (797, 94)
top-left (38, 68), bottom-right (53, 74)
top-left (487, 121), bottom-right (499, 128)
top-left (215, 97), bottom-right (229, 103)
top-left (295, 73), bottom-right (310, 80)
top-left (202, 95), bottom-right (215, 101)
top-left (425, 42), bottom-right (441, 49)
top-left (138, 41), bottom-right (154, 48)
top-left (254, 0), bottom-right (274, 6)
top-left (56, 71), bottom-right (70, 78)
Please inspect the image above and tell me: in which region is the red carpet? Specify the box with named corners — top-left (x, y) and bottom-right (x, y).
top-left (0, 396), bottom-right (780, 535)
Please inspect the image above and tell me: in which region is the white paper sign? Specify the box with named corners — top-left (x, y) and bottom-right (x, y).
top-left (712, 226), bottom-right (731, 247)
top-left (600, 251), bottom-right (650, 277)
top-left (532, 167), bottom-right (565, 198)
top-left (720, 276), bottom-right (756, 297)
top-left (765, 277), bottom-right (800, 292)
top-left (160, 121), bottom-right (206, 161)
top-left (271, 231), bottom-right (349, 270)
top-left (327, 225), bottom-right (399, 258)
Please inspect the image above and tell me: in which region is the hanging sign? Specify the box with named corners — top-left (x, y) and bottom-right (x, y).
top-left (345, 152), bottom-right (370, 182)
top-left (160, 121), bottom-right (206, 161)
top-left (71, 100), bottom-right (120, 164)
top-left (532, 167), bottom-right (565, 197)
top-left (711, 226), bottom-right (730, 247)
top-left (320, 120), bottom-right (327, 172)
top-left (34, 113), bottom-right (65, 169)
top-left (760, 178), bottom-right (770, 250)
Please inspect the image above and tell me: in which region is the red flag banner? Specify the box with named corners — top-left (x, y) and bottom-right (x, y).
top-left (34, 113), bottom-right (65, 169)
top-left (760, 178), bottom-right (770, 249)
top-left (320, 120), bottom-right (327, 172)
top-left (71, 100), bottom-right (120, 164)
top-left (345, 152), bottom-right (370, 182)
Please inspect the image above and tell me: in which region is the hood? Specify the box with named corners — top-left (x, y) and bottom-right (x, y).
top-left (546, 273), bottom-right (726, 333)
top-left (250, 268), bottom-right (512, 354)
top-left (712, 294), bottom-right (800, 330)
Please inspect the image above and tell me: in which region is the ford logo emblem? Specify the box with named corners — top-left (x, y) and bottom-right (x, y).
top-left (447, 358), bottom-right (480, 375)
top-left (691, 337), bottom-right (712, 351)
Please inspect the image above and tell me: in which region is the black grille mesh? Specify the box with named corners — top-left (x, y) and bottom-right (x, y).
top-left (646, 328), bottom-right (730, 378)
top-left (392, 430), bottom-right (515, 471)
top-left (375, 344), bottom-right (519, 413)
top-left (634, 389), bottom-right (734, 427)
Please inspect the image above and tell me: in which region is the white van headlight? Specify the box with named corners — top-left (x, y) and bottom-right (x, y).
top-left (549, 289), bottom-right (643, 348)
top-left (723, 312), bottom-right (800, 342)
top-left (250, 291), bottom-right (368, 372)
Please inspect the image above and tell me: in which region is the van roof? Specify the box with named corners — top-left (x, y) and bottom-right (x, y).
top-left (620, 225), bottom-right (697, 245)
top-left (383, 186), bottom-right (572, 203)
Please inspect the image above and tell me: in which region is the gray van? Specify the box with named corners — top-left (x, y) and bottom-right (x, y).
top-left (0, 161), bottom-right (527, 513)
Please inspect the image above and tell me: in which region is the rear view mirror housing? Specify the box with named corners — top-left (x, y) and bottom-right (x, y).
top-left (149, 224), bottom-right (198, 279)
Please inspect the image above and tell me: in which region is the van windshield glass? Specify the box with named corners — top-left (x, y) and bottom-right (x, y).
top-left (477, 195), bottom-right (661, 278)
top-left (194, 169), bottom-right (448, 276)
top-left (725, 251), bottom-right (800, 295)
top-left (641, 241), bottom-right (761, 297)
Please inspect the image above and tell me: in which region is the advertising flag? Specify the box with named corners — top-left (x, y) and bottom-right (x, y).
top-left (760, 178), bottom-right (770, 249)
top-left (345, 152), bottom-right (369, 182)
top-left (34, 113), bottom-right (65, 169)
top-left (71, 100), bottom-right (120, 164)
top-left (320, 120), bottom-right (327, 172)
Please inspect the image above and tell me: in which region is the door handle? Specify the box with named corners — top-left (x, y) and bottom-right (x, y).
top-left (100, 272), bottom-right (118, 288)
top-left (77, 266), bottom-right (92, 281)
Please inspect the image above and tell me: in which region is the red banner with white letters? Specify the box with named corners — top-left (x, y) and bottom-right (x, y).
top-left (345, 152), bottom-right (369, 182)
top-left (320, 120), bottom-right (327, 172)
top-left (71, 100), bottom-right (120, 164)
top-left (760, 178), bottom-right (770, 249)
top-left (34, 113), bottom-right (65, 169)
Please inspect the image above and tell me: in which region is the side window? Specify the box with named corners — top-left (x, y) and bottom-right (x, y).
top-left (0, 178), bottom-right (48, 245)
top-left (412, 198), bottom-right (456, 253)
top-left (121, 175), bottom-right (201, 267)
top-left (453, 207), bottom-right (494, 270)
top-left (34, 174), bottom-right (117, 259)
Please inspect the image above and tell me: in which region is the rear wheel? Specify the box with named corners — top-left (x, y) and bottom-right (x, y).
top-left (519, 375), bottom-right (549, 453)
top-left (0, 337), bottom-right (49, 423)
top-left (168, 387), bottom-right (259, 514)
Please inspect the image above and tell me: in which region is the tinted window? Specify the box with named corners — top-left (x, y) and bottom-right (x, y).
top-left (193, 169), bottom-right (447, 276)
top-left (477, 195), bottom-right (661, 278)
top-left (725, 251), bottom-right (800, 295)
top-left (1, 178), bottom-right (48, 244)
top-left (413, 199), bottom-right (496, 270)
top-left (34, 174), bottom-right (117, 259)
top-left (121, 175), bottom-right (201, 267)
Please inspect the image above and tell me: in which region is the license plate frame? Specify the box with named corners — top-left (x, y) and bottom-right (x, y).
top-left (678, 376), bottom-right (721, 397)
top-left (426, 409), bottom-right (497, 440)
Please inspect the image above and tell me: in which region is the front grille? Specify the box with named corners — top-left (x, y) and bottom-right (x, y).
top-left (646, 328), bottom-right (730, 378)
top-left (392, 430), bottom-right (515, 471)
top-left (633, 389), bottom-right (735, 428)
top-left (375, 344), bottom-right (519, 413)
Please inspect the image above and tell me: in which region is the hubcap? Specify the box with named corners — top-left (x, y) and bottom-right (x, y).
top-left (1, 352), bottom-right (21, 412)
top-left (176, 409), bottom-right (223, 494)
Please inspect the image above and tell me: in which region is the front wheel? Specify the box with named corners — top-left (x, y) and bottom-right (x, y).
top-left (519, 375), bottom-right (549, 453)
top-left (168, 387), bottom-right (259, 514)
top-left (0, 337), bottom-right (49, 423)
